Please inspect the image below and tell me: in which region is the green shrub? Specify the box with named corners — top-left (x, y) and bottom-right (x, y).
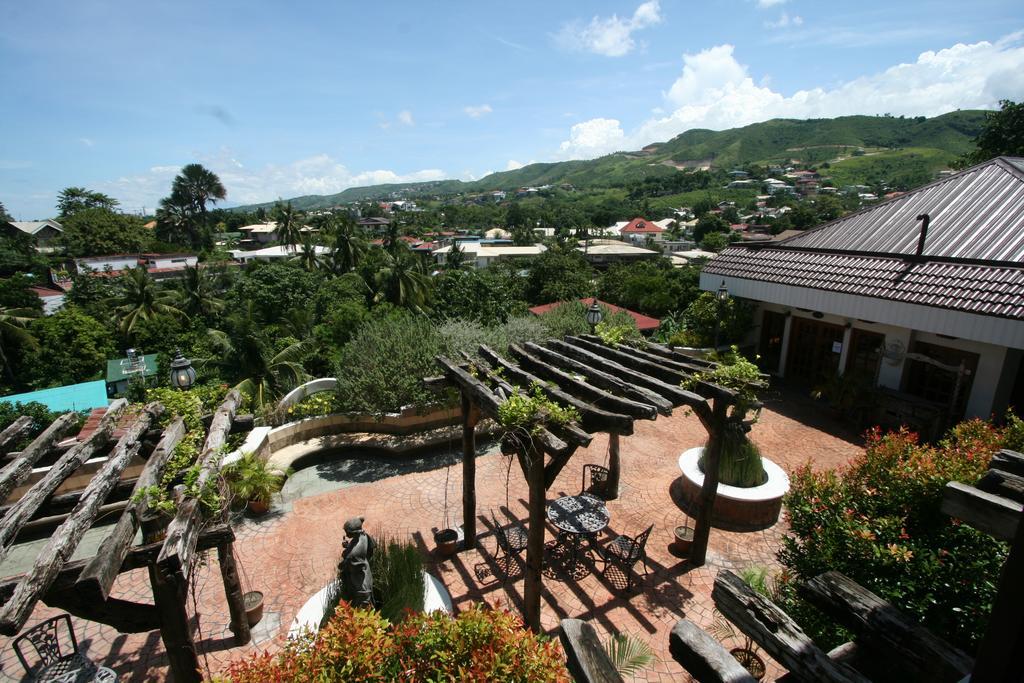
top-left (679, 291), bottom-right (754, 347)
top-left (0, 401), bottom-right (68, 440)
top-left (334, 312), bottom-right (447, 416)
top-left (700, 429), bottom-right (765, 487)
top-left (285, 392), bottom-right (341, 420)
top-left (778, 420), bottom-right (1009, 651)
top-left (223, 603), bottom-right (570, 682)
top-left (370, 534), bottom-right (426, 623)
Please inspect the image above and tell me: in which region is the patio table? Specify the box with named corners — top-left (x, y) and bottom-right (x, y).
top-left (546, 493), bottom-right (610, 579)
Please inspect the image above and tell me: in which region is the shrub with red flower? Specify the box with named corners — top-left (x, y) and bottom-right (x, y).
top-left (219, 602), bottom-right (570, 682)
top-left (779, 417), bottom-right (1011, 652)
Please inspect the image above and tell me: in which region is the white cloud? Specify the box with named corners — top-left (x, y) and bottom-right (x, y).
top-left (556, 1), bottom-right (662, 57)
top-left (557, 34), bottom-right (1024, 159)
top-left (397, 110), bottom-right (415, 126)
top-left (97, 154), bottom-right (448, 210)
top-left (79, 137), bottom-right (95, 148)
top-left (756, 0), bottom-right (787, 7)
top-left (766, 12), bottom-right (802, 29)
top-left (464, 104), bottom-right (493, 118)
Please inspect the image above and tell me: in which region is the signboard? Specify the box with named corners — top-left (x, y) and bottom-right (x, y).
top-left (832, 341), bottom-right (843, 354)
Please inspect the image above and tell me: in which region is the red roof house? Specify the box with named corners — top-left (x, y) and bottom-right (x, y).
top-left (528, 297), bottom-right (661, 332)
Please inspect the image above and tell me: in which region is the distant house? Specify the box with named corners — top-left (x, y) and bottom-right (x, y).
top-left (617, 217), bottom-right (665, 245)
top-left (230, 244), bottom-right (329, 263)
top-left (357, 217), bottom-right (391, 233)
top-left (105, 352), bottom-right (158, 397)
top-left (433, 242), bottom-right (546, 269)
top-left (577, 240), bottom-right (659, 266)
top-left (73, 253), bottom-right (198, 280)
top-left (238, 222), bottom-right (279, 245)
top-left (30, 286), bottom-right (66, 315)
top-left (528, 297), bottom-right (661, 334)
top-left (0, 380), bottom-right (108, 413)
top-left (4, 220), bottom-right (63, 250)
top-left (701, 156), bottom-right (1024, 428)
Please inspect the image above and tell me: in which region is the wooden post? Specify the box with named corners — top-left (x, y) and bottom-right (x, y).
top-left (461, 392), bottom-right (479, 550)
top-left (690, 398), bottom-right (729, 566)
top-left (971, 510), bottom-right (1024, 682)
top-left (606, 433), bottom-right (621, 500)
top-left (217, 542), bottom-right (252, 645)
top-left (523, 444), bottom-right (546, 633)
top-left (149, 564), bottom-right (201, 683)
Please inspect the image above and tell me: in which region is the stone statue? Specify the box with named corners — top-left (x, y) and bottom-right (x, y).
top-left (339, 516), bottom-right (375, 607)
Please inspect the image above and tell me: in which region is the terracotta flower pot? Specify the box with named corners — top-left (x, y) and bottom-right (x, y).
top-left (672, 525), bottom-right (694, 554)
top-left (244, 590), bottom-right (264, 626)
top-left (247, 499), bottom-right (270, 515)
top-left (434, 529), bottom-right (459, 557)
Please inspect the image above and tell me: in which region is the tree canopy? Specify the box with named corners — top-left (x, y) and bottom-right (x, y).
top-left (59, 208), bottom-right (149, 257)
top-left (959, 100), bottom-right (1024, 166)
top-left (56, 187), bottom-right (120, 218)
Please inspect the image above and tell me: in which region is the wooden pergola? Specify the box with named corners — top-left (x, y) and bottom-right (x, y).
top-left (0, 390), bottom-right (251, 683)
top-left (426, 335), bottom-right (753, 632)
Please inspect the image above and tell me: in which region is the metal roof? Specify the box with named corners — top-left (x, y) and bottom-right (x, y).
top-left (0, 380), bottom-right (108, 413)
top-left (777, 157), bottom-right (1024, 262)
top-left (704, 158), bottom-right (1024, 321)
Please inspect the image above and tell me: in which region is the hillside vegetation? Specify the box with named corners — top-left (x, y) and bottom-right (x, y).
top-left (233, 110), bottom-right (987, 211)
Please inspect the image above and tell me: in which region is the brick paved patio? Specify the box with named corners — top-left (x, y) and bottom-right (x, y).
top-left (0, 396), bottom-right (862, 682)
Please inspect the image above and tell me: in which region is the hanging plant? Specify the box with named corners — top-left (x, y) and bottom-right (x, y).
top-left (497, 383), bottom-right (580, 435)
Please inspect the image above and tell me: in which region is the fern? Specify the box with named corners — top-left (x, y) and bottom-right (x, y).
top-left (604, 632), bottom-right (655, 677)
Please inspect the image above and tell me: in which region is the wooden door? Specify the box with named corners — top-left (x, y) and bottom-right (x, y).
top-left (785, 317), bottom-right (844, 385)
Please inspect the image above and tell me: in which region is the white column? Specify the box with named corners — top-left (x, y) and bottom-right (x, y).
top-left (777, 314), bottom-right (794, 377)
top-left (838, 325), bottom-right (853, 376)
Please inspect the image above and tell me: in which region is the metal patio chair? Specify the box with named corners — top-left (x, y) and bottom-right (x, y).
top-left (581, 463), bottom-right (611, 500)
top-left (595, 524), bottom-right (654, 591)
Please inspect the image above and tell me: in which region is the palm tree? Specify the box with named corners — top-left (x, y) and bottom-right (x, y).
top-left (0, 307), bottom-right (38, 384)
top-left (291, 239), bottom-right (323, 271)
top-left (373, 247), bottom-right (432, 310)
top-left (205, 303), bottom-right (308, 408)
top-left (108, 266), bottom-right (187, 339)
top-left (273, 201), bottom-right (303, 253)
top-left (325, 222), bottom-right (366, 274)
top-left (155, 197), bottom-right (194, 246)
top-left (178, 264), bottom-right (225, 320)
top-left (161, 164), bottom-right (226, 248)
top-left (444, 242), bottom-right (470, 270)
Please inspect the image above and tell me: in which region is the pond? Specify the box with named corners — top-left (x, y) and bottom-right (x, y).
top-left (280, 437), bottom-right (500, 503)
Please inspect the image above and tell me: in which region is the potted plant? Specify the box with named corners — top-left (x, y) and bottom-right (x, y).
top-left (244, 590), bottom-right (265, 626)
top-left (672, 516), bottom-right (695, 555)
top-left (224, 452), bottom-right (288, 515)
top-left (710, 611), bottom-right (766, 681)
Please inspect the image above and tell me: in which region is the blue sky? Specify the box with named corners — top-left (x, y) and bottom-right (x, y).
top-left (2, 0), bottom-right (1023, 218)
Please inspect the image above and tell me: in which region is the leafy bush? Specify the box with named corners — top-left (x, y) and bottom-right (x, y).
top-left (285, 392), bottom-right (341, 420)
top-left (335, 311), bottom-right (448, 416)
top-left (779, 420), bottom-right (1009, 651)
top-left (497, 383), bottom-right (580, 434)
top-left (679, 292), bottom-right (755, 347)
top-left (223, 603), bottom-right (569, 682)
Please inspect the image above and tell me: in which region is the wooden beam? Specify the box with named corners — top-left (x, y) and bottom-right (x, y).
top-left (559, 618), bottom-right (625, 683)
top-left (509, 344), bottom-right (657, 421)
top-left (0, 524), bottom-right (235, 602)
top-left (77, 416), bottom-right (185, 600)
top-left (991, 449), bottom-right (1024, 477)
top-left (150, 563), bottom-right (201, 683)
top-left (643, 341), bottom-right (718, 369)
top-left (976, 468), bottom-right (1024, 504)
top-left (461, 392), bottom-right (479, 550)
top-left (217, 541), bottom-right (251, 645)
top-left (669, 619), bottom-right (758, 683)
top-left (521, 342), bottom-right (672, 416)
top-left (0, 400), bottom-right (127, 566)
top-left (0, 478), bottom-right (137, 522)
top-left (970, 502), bottom-right (1024, 683)
top-left (0, 403), bottom-right (163, 635)
top-left (941, 481), bottom-right (1021, 542)
top-left (690, 398), bottom-right (729, 566)
top-left (0, 416), bottom-right (33, 455)
top-left (548, 339), bottom-right (711, 417)
top-left (435, 357), bottom-right (570, 458)
top-left (801, 571), bottom-right (972, 682)
top-left (712, 570), bottom-right (870, 683)
top-left (42, 591), bottom-right (160, 634)
top-left (479, 345), bottom-right (635, 435)
top-left (158, 390), bottom-right (242, 574)
top-left (542, 446), bottom-right (580, 490)
top-left (523, 445), bottom-right (546, 633)
top-left (0, 412), bottom-right (80, 504)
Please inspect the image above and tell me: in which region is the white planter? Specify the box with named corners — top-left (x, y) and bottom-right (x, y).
top-left (287, 572), bottom-right (453, 639)
top-left (676, 446), bottom-right (789, 530)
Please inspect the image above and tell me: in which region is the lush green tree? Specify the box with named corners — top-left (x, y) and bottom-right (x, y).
top-left (0, 230), bottom-right (47, 277)
top-left (0, 200), bottom-right (11, 222)
top-left (0, 277), bottom-right (42, 311)
top-left (312, 273), bottom-right (370, 320)
top-left (0, 305), bottom-right (38, 385)
top-left (59, 208), bottom-right (149, 257)
top-left (598, 261), bottom-right (701, 318)
top-left (158, 164), bottom-right (226, 248)
top-left (692, 214), bottom-right (730, 242)
top-left (959, 100), bottom-right (1024, 166)
top-left (324, 220), bottom-right (367, 274)
top-left (107, 266), bottom-right (186, 340)
top-left (291, 240), bottom-right (323, 271)
top-left (178, 264), bottom-right (225, 321)
top-left (28, 307), bottom-right (113, 386)
top-left (56, 187), bottom-right (119, 218)
top-left (64, 271), bottom-right (120, 320)
top-left (272, 200), bottom-right (304, 252)
top-left (700, 232), bottom-right (730, 252)
top-left (431, 268), bottom-right (527, 325)
top-left (679, 291), bottom-right (755, 347)
top-left (228, 261), bottom-right (321, 322)
top-left (523, 247), bottom-right (594, 304)
top-left (443, 242), bottom-right (469, 270)
top-left (372, 248), bottom-right (432, 310)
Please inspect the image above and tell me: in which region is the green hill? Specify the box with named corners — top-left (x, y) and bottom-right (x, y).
top-left (231, 110), bottom-right (987, 211)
